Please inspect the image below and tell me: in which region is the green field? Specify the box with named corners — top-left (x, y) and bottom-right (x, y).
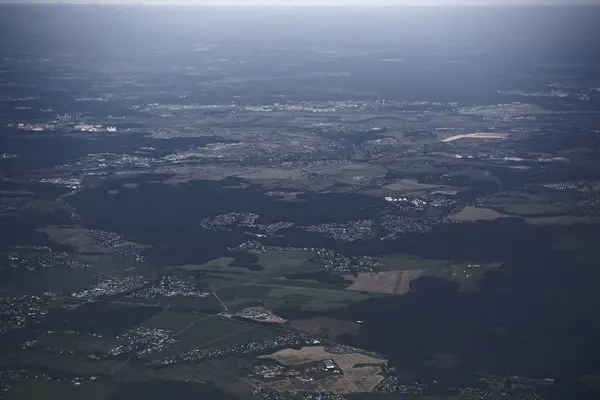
top-left (9, 267), bottom-right (97, 294)
top-left (496, 202), bottom-right (565, 216)
top-left (346, 394), bottom-right (457, 400)
top-left (1, 351), bottom-right (129, 376)
top-left (5, 379), bottom-right (113, 400)
top-left (205, 325), bottom-right (282, 348)
top-left (217, 283), bottom-right (368, 311)
top-left (114, 364), bottom-right (255, 399)
top-left (116, 361), bottom-right (232, 384)
top-left (216, 285), bottom-right (271, 309)
top-left (257, 250), bottom-right (315, 273)
top-left (35, 331), bottom-right (121, 354)
top-left (141, 310), bottom-right (205, 332)
top-left (170, 251), bottom-right (315, 278)
top-left (259, 277), bottom-right (350, 291)
top-left (171, 257), bottom-right (237, 273)
top-left (145, 317), bottom-right (252, 360)
top-left (483, 192), bottom-right (566, 216)
top-left (269, 286), bottom-right (368, 311)
top-left (376, 254), bottom-right (451, 271)
top-left (158, 295), bottom-right (224, 314)
top-left (108, 379), bottom-right (243, 400)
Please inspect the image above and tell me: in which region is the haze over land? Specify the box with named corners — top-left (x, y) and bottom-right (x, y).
top-left (4, 0), bottom-right (600, 5)
top-left (1, 3), bottom-right (600, 400)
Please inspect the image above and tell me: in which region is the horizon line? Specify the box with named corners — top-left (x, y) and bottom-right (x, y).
top-left (1, 1), bottom-right (600, 6)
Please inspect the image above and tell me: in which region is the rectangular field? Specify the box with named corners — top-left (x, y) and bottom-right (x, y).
top-left (144, 316), bottom-right (252, 359)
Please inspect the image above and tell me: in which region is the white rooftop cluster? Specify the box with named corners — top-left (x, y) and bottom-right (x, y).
top-left (384, 196), bottom-right (427, 207)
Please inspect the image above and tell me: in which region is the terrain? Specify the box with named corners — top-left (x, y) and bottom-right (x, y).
top-left (1, 4), bottom-right (600, 400)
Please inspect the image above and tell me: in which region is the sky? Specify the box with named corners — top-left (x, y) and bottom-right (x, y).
top-left (8, 0), bottom-right (600, 5)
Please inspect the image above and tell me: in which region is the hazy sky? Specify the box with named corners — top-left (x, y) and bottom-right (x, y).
top-left (10, 0), bottom-right (600, 5)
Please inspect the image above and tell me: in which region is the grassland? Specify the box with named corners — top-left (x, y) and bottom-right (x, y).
top-left (205, 325), bottom-right (282, 348)
top-left (144, 316), bottom-right (255, 360)
top-left (347, 394), bottom-right (459, 400)
top-left (1, 351), bottom-right (129, 376)
top-left (141, 309), bottom-right (205, 332)
top-left (257, 250), bottom-right (315, 272)
top-left (114, 363), bottom-right (258, 400)
top-left (383, 179), bottom-right (443, 192)
top-left (35, 331), bottom-right (121, 354)
top-left (9, 266), bottom-right (98, 295)
top-left (217, 283), bottom-right (369, 312)
top-left (38, 225), bottom-right (104, 252)
top-left (449, 206), bottom-right (509, 221)
top-left (286, 317), bottom-right (361, 340)
top-left (492, 201), bottom-right (564, 216)
top-left (157, 295), bottom-right (224, 314)
top-left (481, 191), bottom-right (565, 215)
top-left (4, 379), bottom-right (113, 400)
top-left (376, 254), bottom-right (451, 271)
top-left (258, 277), bottom-right (350, 291)
top-left (344, 271), bottom-right (400, 294)
top-left (171, 250), bottom-right (315, 280)
top-left (172, 257), bottom-right (236, 273)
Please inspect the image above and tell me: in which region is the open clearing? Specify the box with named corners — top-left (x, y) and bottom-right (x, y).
top-left (35, 331), bottom-right (121, 354)
top-left (174, 251), bottom-right (315, 277)
top-left (441, 132), bottom-right (507, 142)
top-left (287, 317), bottom-right (360, 339)
top-left (394, 270), bottom-right (425, 295)
top-left (218, 284), bottom-right (368, 311)
top-left (344, 271), bottom-right (399, 294)
top-left (9, 266), bottom-right (97, 295)
top-left (449, 206), bottom-right (510, 221)
top-left (260, 346), bottom-right (386, 394)
top-left (141, 309), bottom-right (203, 332)
top-left (257, 250), bottom-right (315, 272)
top-left (4, 379), bottom-right (112, 400)
top-left (486, 197), bottom-right (565, 216)
top-left (146, 317), bottom-right (251, 359)
top-left (376, 254), bottom-right (450, 271)
top-left (173, 257), bottom-right (236, 272)
top-left (1, 351), bottom-right (129, 376)
top-left (382, 179), bottom-right (442, 193)
top-left (38, 225), bottom-right (103, 252)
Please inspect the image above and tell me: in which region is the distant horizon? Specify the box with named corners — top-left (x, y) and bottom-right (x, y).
top-left (2, 0), bottom-right (600, 6)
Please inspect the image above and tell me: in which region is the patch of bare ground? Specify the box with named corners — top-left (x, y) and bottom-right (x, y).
top-left (394, 269), bottom-right (425, 295)
top-left (449, 206), bottom-right (509, 221)
top-left (260, 346), bottom-right (386, 394)
top-left (525, 216), bottom-right (600, 226)
top-left (425, 353), bottom-right (465, 370)
top-left (383, 179), bottom-right (442, 193)
top-left (287, 317), bottom-right (360, 340)
top-left (344, 272), bottom-right (399, 294)
top-left (237, 168), bottom-right (304, 180)
top-left (441, 132), bottom-right (507, 142)
top-left (37, 225), bottom-right (104, 252)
